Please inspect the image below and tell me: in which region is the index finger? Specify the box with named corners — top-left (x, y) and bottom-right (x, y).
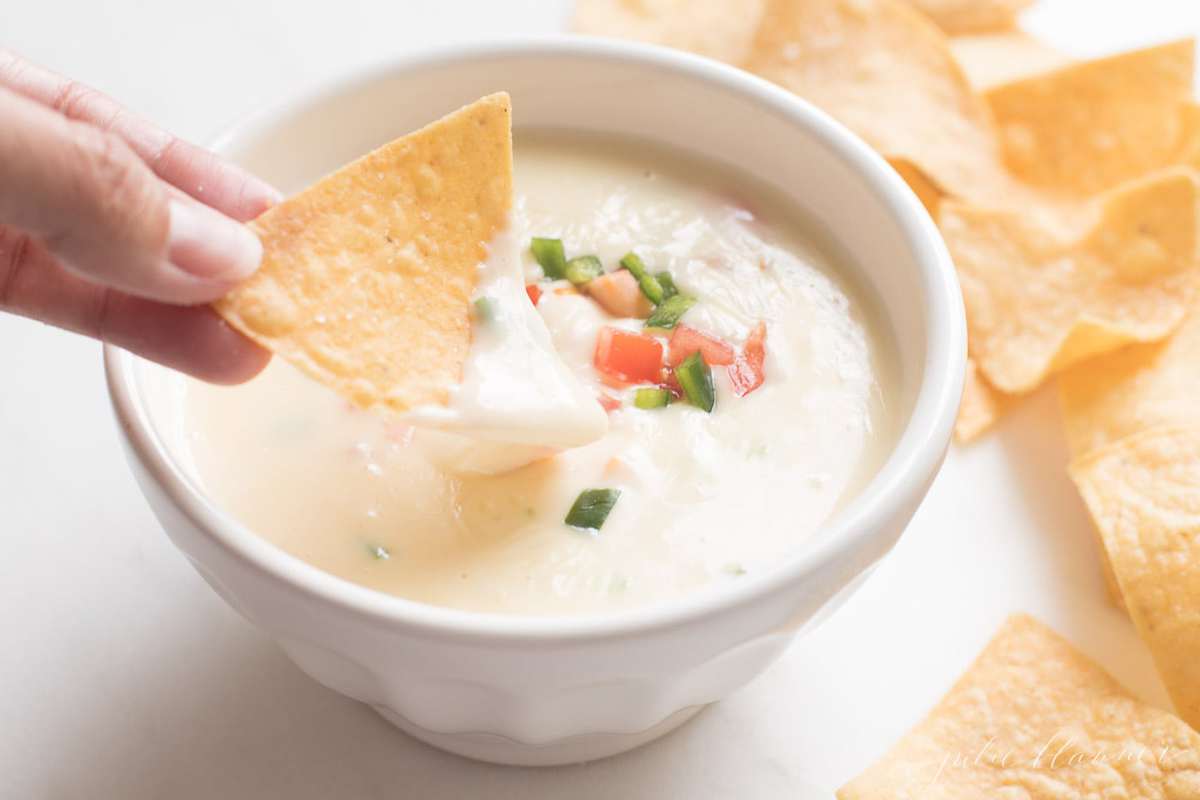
top-left (0, 50), bottom-right (281, 223)
top-left (0, 226), bottom-right (270, 383)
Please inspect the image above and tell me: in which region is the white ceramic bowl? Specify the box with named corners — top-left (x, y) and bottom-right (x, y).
top-left (104, 38), bottom-right (965, 766)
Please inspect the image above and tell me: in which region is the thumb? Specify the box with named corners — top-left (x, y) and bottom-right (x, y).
top-left (0, 86), bottom-right (262, 305)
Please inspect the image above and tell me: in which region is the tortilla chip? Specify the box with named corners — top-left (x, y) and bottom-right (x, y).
top-left (215, 94), bottom-right (513, 412)
top-left (1071, 427), bottom-right (1200, 729)
top-left (744, 0), bottom-right (1013, 204)
top-left (1058, 312), bottom-right (1200, 614)
top-left (1181, 103), bottom-right (1200, 169)
top-left (838, 614), bottom-right (1200, 799)
top-left (949, 31), bottom-right (1074, 90)
top-left (1061, 312), bottom-right (1200, 459)
top-left (571, 0), bottom-right (766, 64)
top-left (943, 167), bottom-right (1199, 394)
top-left (905, 0), bottom-right (1033, 34)
top-left (955, 357), bottom-right (1010, 442)
top-left (987, 40), bottom-right (1196, 197)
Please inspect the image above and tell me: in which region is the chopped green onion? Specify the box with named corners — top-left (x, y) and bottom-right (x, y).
top-left (367, 543), bottom-right (390, 560)
top-left (473, 296), bottom-right (496, 322)
top-left (565, 488), bottom-right (621, 531)
top-left (675, 352), bottom-right (715, 412)
top-left (644, 294), bottom-right (696, 329)
top-left (531, 237), bottom-right (567, 280)
top-left (634, 387), bottom-right (672, 409)
top-left (655, 271), bottom-right (680, 299)
top-left (619, 252), bottom-right (665, 305)
top-left (565, 255), bottom-right (604, 286)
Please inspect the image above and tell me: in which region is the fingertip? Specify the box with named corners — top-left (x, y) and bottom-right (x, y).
top-left (238, 176), bottom-right (284, 221)
top-left (172, 307), bottom-right (272, 385)
top-left (203, 336), bottom-right (272, 385)
top-left (260, 181), bottom-right (285, 209)
top-left (100, 293), bottom-right (272, 385)
top-left (167, 198), bottom-right (262, 287)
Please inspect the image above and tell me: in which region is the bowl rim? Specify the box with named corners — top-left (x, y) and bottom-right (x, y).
top-left (104, 35), bottom-right (966, 644)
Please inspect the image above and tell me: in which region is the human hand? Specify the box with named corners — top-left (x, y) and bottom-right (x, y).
top-left (0, 51), bottom-right (276, 383)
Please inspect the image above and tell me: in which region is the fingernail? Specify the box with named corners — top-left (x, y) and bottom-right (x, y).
top-left (168, 198), bottom-right (262, 282)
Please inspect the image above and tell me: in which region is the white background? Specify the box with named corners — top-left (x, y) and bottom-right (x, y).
top-left (2, 2), bottom-right (1198, 797)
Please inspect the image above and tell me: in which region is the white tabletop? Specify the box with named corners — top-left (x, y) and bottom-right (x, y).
top-left (3, 2), bottom-right (1198, 797)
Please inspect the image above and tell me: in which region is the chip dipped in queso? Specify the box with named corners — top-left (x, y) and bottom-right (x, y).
top-left (184, 130), bottom-right (897, 617)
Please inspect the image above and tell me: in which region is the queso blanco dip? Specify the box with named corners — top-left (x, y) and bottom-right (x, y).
top-left (182, 134), bottom-right (896, 616)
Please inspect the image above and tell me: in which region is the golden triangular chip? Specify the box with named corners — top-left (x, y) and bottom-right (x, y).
top-left (987, 40), bottom-right (1196, 196)
top-left (1061, 310), bottom-right (1200, 459)
top-left (1071, 427), bottom-right (1200, 729)
top-left (744, 0), bottom-right (1014, 204)
top-left (944, 167), bottom-right (1198, 394)
top-left (215, 93), bottom-right (513, 412)
top-left (1062, 307), bottom-right (1200, 665)
top-left (839, 614), bottom-right (1200, 799)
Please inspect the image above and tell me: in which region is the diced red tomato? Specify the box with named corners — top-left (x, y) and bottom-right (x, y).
top-left (593, 326), bottom-right (664, 385)
top-left (525, 283), bottom-right (542, 305)
top-left (728, 322), bottom-right (767, 397)
top-left (667, 324), bottom-right (735, 367)
top-left (597, 392), bottom-right (622, 413)
top-left (587, 269), bottom-right (654, 318)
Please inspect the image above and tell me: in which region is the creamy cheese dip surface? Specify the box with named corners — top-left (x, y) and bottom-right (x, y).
top-left (403, 226), bottom-right (609, 474)
top-left (183, 134), bottom-right (896, 617)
